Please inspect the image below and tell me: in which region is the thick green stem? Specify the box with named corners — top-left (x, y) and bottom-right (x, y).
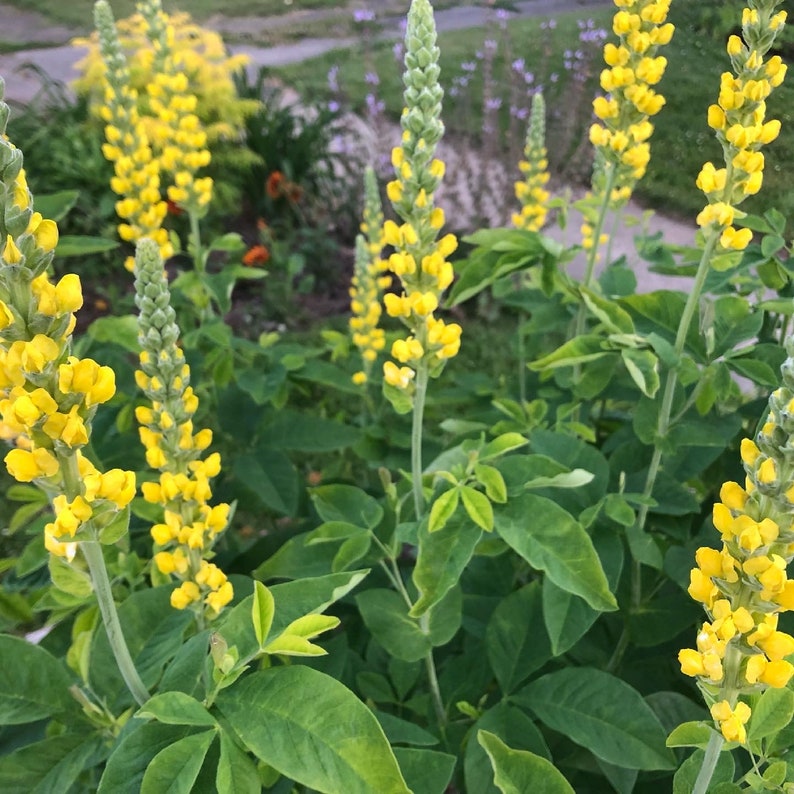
top-left (419, 613), bottom-right (446, 727)
top-left (693, 731), bottom-right (725, 794)
top-left (82, 541), bottom-right (150, 706)
top-left (411, 362), bottom-right (430, 519)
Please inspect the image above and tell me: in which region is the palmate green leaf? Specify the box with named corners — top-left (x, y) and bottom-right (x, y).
top-left (486, 581), bottom-right (552, 694)
top-left (394, 748), bottom-right (456, 794)
top-left (748, 686), bottom-right (794, 741)
top-left (410, 511), bottom-right (483, 617)
top-left (516, 668), bottom-right (675, 770)
top-left (217, 666), bottom-right (410, 794)
top-left (357, 589), bottom-right (431, 662)
top-left (216, 729), bottom-right (261, 794)
top-left (493, 494), bottom-right (616, 612)
top-left (477, 731), bottom-right (574, 794)
top-left (137, 692), bottom-right (217, 728)
top-left (0, 635), bottom-right (75, 725)
top-left (140, 729), bottom-right (216, 794)
top-left (0, 733), bottom-right (104, 793)
top-left (461, 486), bottom-right (494, 532)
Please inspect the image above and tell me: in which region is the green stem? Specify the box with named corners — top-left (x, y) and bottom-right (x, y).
top-left (618, 230), bottom-right (719, 662)
top-left (81, 541), bottom-right (151, 706)
top-left (517, 307), bottom-right (527, 406)
top-left (411, 361), bottom-right (430, 519)
top-left (419, 612), bottom-right (446, 727)
top-left (189, 210), bottom-right (204, 277)
top-left (692, 731), bottom-right (724, 794)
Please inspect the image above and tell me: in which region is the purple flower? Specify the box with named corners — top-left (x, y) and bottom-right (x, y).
top-left (327, 65), bottom-right (339, 92)
top-left (485, 97), bottom-right (502, 111)
top-left (393, 41), bottom-right (404, 60)
top-left (484, 39), bottom-right (498, 52)
top-left (549, 72), bottom-right (559, 83)
top-left (365, 71), bottom-right (380, 86)
top-left (461, 61), bottom-right (477, 73)
top-left (524, 72), bottom-right (535, 85)
top-left (328, 100), bottom-right (340, 112)
top-left (353, 9), bottom-right (375, 23)
top-left (512, 57), bottom-right (525, 72)
top-left (510, 105), bottom-right (529, 120)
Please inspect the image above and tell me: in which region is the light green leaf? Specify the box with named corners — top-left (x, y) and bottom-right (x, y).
top-left (35, 189), bottom-right (79, 221)
top-left (86, 315), bottom-right (141, 353)
top-left (524, 468), bottom-right (594, 490)
top-left (357, 589), bottom-right (432, 662)
top-left (581, 289), bottom-right (635, 334)
top-left (493, 494), bottom-right (616, 612)
top-left (474, 463), bottom-right (507, 503)
top-left (217, 666), bottom-right (410, 794)
top-left (140, 729), bottom-right (216, 794)
top-left (49, 554), bottom-right (93, 599)
top-left (280, 613), bottom-right (340, 639)
top-left (477, 731), bottom-right (574, 794)
top-left (263, 635), bottom-right (327, 656)
top-left (480, 433), bottom-right (529, 460)
top-left (252, 581), bottom-right (275, 648)
top-left (0, 635), bottom-right (75, 724)
top-left (137, 692), bottom-right (217, 728)
top-left (666, 721), bottom-right (716, 749)
top-left (531, 335), bottom-right (609, 371)
top-left (748, 687), bottom-right (794, 741)
top-left (56, 235), bottom-right (119, 257)
top-left (461, 486), bottom-right (494, 532)
top-left (673, 748), bottom-right (734, 793)
top-left (217, 729), bottom-right (261, 794)
top-left (621, 347), bottom-right (660, 398)
top-left (428, 487), bottom-right (460, 534)
top-left (517, 668), bottom-right (675, 770)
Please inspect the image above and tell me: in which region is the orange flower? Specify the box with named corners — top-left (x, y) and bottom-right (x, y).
top-left (242, 245), bottom-right (270, 267)
top-left (266, 171), bottom-right (285, 199)
top-left (166, 199), bottom-right (184, 216)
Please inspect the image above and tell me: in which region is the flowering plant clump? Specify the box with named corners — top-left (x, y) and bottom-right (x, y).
top-left (695, 1), bottom-right (787, 252)
top-left (350, 166), bottom-right (388, 385)
top-left (73, 7), bottom-right (256, 143)
top-left (0, 79), bottom-right (135, 560)
top-left (512, 91), bottom-right (551, 232)
top-left (679, 335), bottom-right (794, 740)
top-left (94, 0), bottom-right (172, 272)
top-left (382, 0), bottom-right (460, 405)
top-left (133, 237), bottom-right (233, 619)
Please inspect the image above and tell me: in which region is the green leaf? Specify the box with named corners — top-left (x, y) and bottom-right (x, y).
top-left (266, 411), bottom-right (360, 452)
top-left (461, 486), bottom-right (494, 532)
top-left (542, 529), bottom-right (623, 655)
top-left (516, 668), bottom-right (675, 770)
top-left (427, 584), bottom-right (463, 647)
top-left (531, 335), bottom-right (610, 371)
top-left (464, 703), bottom-right (550, 794)
top-left (486, 582), bottom-right (551, 693)
top-left (748, 686), bottom-right (794, 741)
top-left (621, 347), bottom-right (660, 398)
top-left (673, 748), bottom-right (734, 794)
top-left (581, 289), bottom-right (635, 334)
top-left (393, 748), bottom-right (456, 794)
top-left (35, 189), bottom-right (79, 221)
top-left (0, 733), bottom-right (103, 793)
top-left (217, 666), bottom-right (410, 794)
top-left (232, 449), bottom-right (299, 517)
top-left (477, 731), bottom-right (575, 794)
top-left (0, 634), bottom-right (74, 724)
top-left (49, 554), bottom-right (93, 599)
top-left (99, 723), bottom-right (191, 793)
top-left (252, 581), bottom-right (275, 648)
top-left (474, 464), bottom-right (507, 503)
top-left (137, 692), bottom-right (217, 728)
top-left (98, 504), bottom-right (131, 545)
top-left (375, 710), bottom-right (439, 746)
top-left (410, 512), bottom-right (483, 617)
top-left (428, 487), bottom-right (460, 534)
top-left (356, 589), bottom-right (432, 662)
top-left (311, 484), bottom-right (384, 529)
top-left (480, 433), bottom-right (529, 460)
top-left (86, 315), bottom-right (141, 354)
top-left (216, 729), bottom-right (261, 794)
top-left (666, 721), bottom-right (715, 749)
top-left (493, 494), bottom-right (616, 612)
top-left (140, 729), bottom-right (216, 794)
top-left (56, 235), bottom-right (119, 257)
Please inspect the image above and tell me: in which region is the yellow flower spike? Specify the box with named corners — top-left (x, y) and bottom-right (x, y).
top-left (760, 660), bottom-right (794, 688)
